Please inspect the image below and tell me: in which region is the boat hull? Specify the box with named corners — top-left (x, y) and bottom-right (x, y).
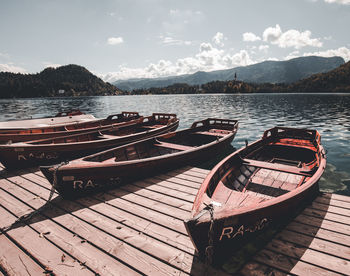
top-left (0, 112), bottom-right (142, 143)
top-left (184, 127), bottom-right (326, 257)
top-left (184, 178), bottom-right (320, 255)
top-left (0, 112), bottom-right (96, 131)
top-left (41, 131), bottom-right (235, 198)
top-left (40, 118), bottom-right (239, 198)
top-left (0, 120), bottom-right (179, 169)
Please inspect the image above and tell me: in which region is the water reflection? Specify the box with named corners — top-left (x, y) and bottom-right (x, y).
top-left (0, 93), bottom-right (349, 194)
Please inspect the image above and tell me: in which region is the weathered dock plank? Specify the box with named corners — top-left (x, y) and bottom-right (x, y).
top-left (0, 179), bottom-right (139, 275)
top-left (275, 229), bottom-right (350, 261)
top-left (239, 261), bottom-right (286, 276)
top-left (0, 233), bottom-right (45, 276)
top-left (0, 203), bottom-right (94, 275)
top-left (252, 248), bottom-right (342, 276)
top-left (1, 164), bottom-right (350, 275)
top-left (265, 238), bottom-right (349, 275)
top-left (286, 220), bottom-right (350, 247)
top-left (0, 166), bottom-right (227, 275)
top-left (238, 192), bottom-right (350, 275)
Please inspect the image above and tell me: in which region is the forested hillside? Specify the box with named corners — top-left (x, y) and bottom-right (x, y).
top-left (0, 65), bottom-right (117, 98)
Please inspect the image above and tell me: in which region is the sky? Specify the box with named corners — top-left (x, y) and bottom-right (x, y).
top-left (1, 0), bottom-right (350, 82)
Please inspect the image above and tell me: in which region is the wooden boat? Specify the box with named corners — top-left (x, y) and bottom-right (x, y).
top-left (0, 111), bottom-right (142, 143)
top-left (184, 127), bottom-right (326, 256)
top-left (40, 118), bottom-right (238, 198)
top-left (0, 110), bottom-right (96, 131)
top-left (0, 113), bottom-right (178, 169)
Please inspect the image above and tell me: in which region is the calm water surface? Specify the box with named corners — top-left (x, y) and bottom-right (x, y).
top-left (0, 93), bottom-right (349, 195)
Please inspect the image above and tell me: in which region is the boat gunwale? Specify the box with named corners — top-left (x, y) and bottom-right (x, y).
top-left (0, 111), bottom-right (142, 137)
top-left (0, 114), bottom-right (98, 131)
top-left (0, 117), bottom-right (179, 150)
top-left (54, 121), bottom-right (238, 171)
top-left (191, 127), bottom-right (327, 222)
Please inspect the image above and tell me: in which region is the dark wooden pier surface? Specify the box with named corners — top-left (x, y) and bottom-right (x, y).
top-left (0, 165), bottom-right (349, 275)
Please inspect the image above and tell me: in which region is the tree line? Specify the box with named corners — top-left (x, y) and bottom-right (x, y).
top-left (117, 61), bottom-right (350, 95)
top-left (0, 64), bottom-right (118, 98)
top-left (1, 61), bottom-right (349, 98)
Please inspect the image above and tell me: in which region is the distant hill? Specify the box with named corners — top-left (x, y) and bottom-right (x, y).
top-left (121, 60), bottom-right (350, 95)
top-left (0, 64), bottom-right (117, 98)
top-left (288, 61), bottom-right (350, 92)
top-left (113, 56), bottom-right (345, 91)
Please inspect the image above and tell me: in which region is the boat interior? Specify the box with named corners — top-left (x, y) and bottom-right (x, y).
top-left (83, 127), bottom-right (233, 163)
top-left (1, 112), bottom-right (141, 135)
top-left (206, 139), bottom-right (320, 209)
top-left (27, 117), bottom-right (175, 145)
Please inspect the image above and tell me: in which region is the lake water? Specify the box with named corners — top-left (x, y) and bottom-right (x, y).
top-left (0, 93), bottom-right (349, 195)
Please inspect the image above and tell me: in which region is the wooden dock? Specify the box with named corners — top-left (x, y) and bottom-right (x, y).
top-left (0, 165), bottom-right (349, 275)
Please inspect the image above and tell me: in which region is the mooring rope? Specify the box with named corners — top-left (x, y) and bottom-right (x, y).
top-left (0, 162), bottom-right (65, 234)
top-left (204, 203), bottom-right (215, 267)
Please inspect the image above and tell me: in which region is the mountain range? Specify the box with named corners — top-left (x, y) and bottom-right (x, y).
top-left (0, 55), bottom-right (348, 99)
top-left (113, 56), bottom-right (345, 91)
top-left (122, 60), bottom-right (350, 95)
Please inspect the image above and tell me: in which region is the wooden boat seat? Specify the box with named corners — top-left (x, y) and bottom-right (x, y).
top-left (142, 125), bottom-right (164, 129)
top-left (242, 158), bottom-right (313, 176)
top-left (195, 129), bottom-right (229, 137)
top-left (250, 170), bottom-right (301, 191)
top-left (211, 183), bottom-right (269, 208)
top-left (273, 138), bottom-right (316, 149)
top-left (99, 134), bottom-right (117, 139)
top-left (154, 141), bottom-right (194, 151)
top-left (246, 182), bottom-right (290, 197)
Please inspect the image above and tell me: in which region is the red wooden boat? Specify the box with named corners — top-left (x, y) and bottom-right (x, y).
top-left (184, 127), bottom-right (326, 256)
top-left (0, 110), bottom-right (96, 131)
top-left (0, 113), bottom-right (178, 169)
top-left (0, 111), bottom-right (142, 143)
top-left (40, 118), bottom-right (238, 198)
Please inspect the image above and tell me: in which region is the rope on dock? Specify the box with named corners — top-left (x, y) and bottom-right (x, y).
top-left (0, 162), bottom-right (65, 234)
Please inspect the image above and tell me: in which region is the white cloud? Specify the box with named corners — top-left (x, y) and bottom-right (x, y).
top-left (104, 60), bottom-right (176, 81)
top-left (107, 37), bottom-right (124, 45)
top-left (103, 42), bottom-right (254, 82)
top-left (43, 62), bottom-right (61, 69)
top-left (284, 50), bottom-right (300, 60)
top-left (265, 57), bottom-right (279, 61)
top-left (169, 9), bottom-right (203, 17)
top-left (303, 46), bottom-right (350, 61)
top-left (0, 52), bottom-right (10, 59)
top-left (160, 36), bottom-right (192, 46)
top-left (258, 45), bottom-right (269, 52)
top-left (103, 44), bottom-right (350, 82)
top-left (263, 25), bottom-right (282, 43)
top-left (263, 24), bottom-right (322, 49)
top-left (324, 0), bottom-right (350, 4)
top-left (223, 50), bottom-right (253, 68)
top-left (212, 32), bottom-right (225, 47)
top-left (243, 32), bottom-right (261, 42)
top-left (0, 63), bottom-right (27, 73)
